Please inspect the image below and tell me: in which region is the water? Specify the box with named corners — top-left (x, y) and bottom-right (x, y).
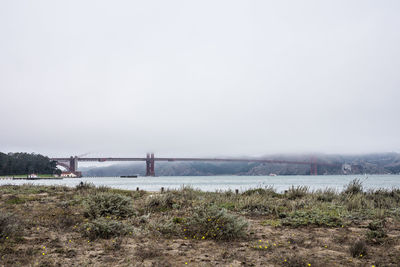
top-left (1, 175), bottom-right (400, 192)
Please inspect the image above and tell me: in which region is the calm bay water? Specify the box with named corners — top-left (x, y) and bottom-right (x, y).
top-left (1, 175), bottom-right (400, 192)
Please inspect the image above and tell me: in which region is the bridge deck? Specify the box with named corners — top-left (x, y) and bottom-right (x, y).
top-left (51, 157), bottom-right (339, 166)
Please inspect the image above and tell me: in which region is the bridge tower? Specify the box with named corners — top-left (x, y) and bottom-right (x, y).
top-left (69, 156), bottom-right (78, 173)
top-left (146, 153), bottom-right (155, 176)
top-left (310, 157), bottom-right (318, 175)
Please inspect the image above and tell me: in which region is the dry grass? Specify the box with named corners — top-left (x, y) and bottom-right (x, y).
top-left (0, 180), bottom-right (399, 266)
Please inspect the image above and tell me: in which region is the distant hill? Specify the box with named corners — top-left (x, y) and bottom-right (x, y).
top-left (81, 153), bottom-right (400, 176)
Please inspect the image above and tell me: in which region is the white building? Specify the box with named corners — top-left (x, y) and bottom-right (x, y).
top-left (60, 172), bottom-right (78, 178)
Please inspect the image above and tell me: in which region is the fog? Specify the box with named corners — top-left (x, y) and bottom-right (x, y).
top-left (1, 1), bottom-right (399, 158)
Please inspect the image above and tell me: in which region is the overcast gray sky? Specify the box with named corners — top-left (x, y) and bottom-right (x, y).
top-left (1, 0), bottom-right (399, 157)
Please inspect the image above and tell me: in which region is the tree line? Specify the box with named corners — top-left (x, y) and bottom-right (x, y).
top-left (0, 152), bottom-right (59, 176)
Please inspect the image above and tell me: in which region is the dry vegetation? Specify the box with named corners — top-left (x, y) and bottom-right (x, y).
top-left (1, 179), bottom-right (400, 266)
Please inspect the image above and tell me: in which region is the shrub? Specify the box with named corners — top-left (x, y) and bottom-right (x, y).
top-left (315, 188), bottom-right (337, 202)
top-left (237, 196), bottom-right (272, 214)
top-left (366, 220), bottom-right (387, 243)
top-left (344, 179), bottom-right (363, 195)
top-left (75, 182), bottom-right (95, 191)
top-left (143, 193), bottom-right (175, 212)
top-left (349, 239), bottom-right (367, 258)
top-left (81, 218), bottom-right (131, 240)
top-left (83, 192), bottom-right (134, 219)
top-left (366, 229), bottom-right (386, 242)
top-left (367, 220), bottom-right (385, 231)
top-left (286, 186), bottom-right (308, 200)
top-left (183, 205), bottom-right (248, 241)
top-left (0, 213), bottom-right (21, 240)
top-left (242, 186), bottom-right (277, 197)
top-left (344, 193), bottom-right (372, 211)
top-left (281, 206), bottom-right (344, 227)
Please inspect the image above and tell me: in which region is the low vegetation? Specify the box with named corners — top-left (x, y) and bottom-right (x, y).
top-left (0, 179), bottom-right (399, 266)
top-left (83, 192), bottom-right (135, 219)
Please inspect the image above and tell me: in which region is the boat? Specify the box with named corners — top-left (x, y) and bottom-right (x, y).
top-left (120, 175), bottom-right (138, 178)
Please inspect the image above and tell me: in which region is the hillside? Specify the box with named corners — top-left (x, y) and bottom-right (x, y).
top-left (81, 153), bottom-right (400, 176)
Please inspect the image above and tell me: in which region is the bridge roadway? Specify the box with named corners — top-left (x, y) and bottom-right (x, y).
top-left (52, 157), bottom-right (317, 165)
top-left (51, 155), bottom-right (339, 176)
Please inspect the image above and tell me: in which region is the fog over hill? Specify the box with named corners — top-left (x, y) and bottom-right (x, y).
top-left (81, 153), bottom-right (400, 176)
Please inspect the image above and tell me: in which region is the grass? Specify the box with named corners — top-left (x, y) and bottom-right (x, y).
top-left (0, 179), bottom-right (399, 266)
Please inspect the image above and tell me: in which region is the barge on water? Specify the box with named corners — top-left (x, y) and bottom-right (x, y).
top-left (120, 175), bottom-right (138, 178)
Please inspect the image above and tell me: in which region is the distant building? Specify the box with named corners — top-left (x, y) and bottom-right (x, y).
top-left (60, 172), bottom-right (78, 178)
top-left (28, 174), bottom-right (38, 178)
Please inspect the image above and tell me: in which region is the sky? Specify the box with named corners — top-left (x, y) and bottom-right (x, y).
top-left (1, 0), bottom-right (399, 158)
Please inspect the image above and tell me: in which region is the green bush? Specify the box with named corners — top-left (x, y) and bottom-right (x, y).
top-left (83, 192), bottom-right (134, 219)
top-left (81, 218), bottom-right (131, 240)
top-left (183, 205), bottom-right (248, 241)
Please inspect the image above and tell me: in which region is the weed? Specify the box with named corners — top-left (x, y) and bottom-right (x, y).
top-left (349, 239), bottom-right (367, 258)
